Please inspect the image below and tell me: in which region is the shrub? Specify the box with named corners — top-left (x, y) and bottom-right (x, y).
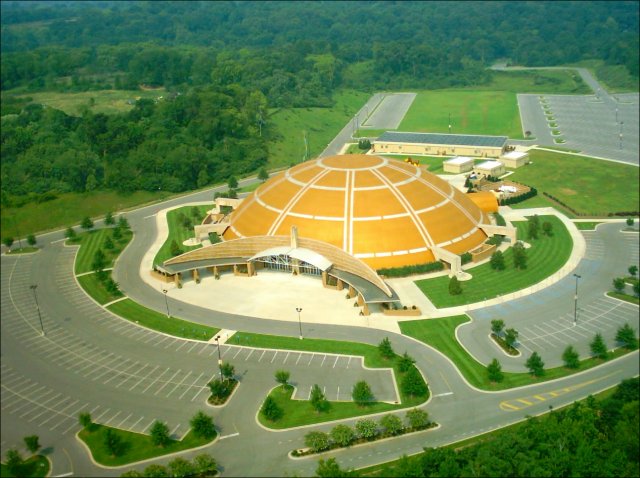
top-left (352, 381), bottom-right (374, 406)
top-left (405, 408), bottom-right (429, 429)
top-left (355, 419), bottom-right (378, 440)
top-left (378, 337), bottom-right (395, 359)
top-left (190, 411), bottom-right (216, 439)
top-left (525, 351), bottom-right (545, 377)
top-left (562, 345), bottom-right (580, 369)
top-left (615, 323), bottom-right (638, 349)
top-left (380, 414), bottom-right (403, 436)
top-left (487, 358), bottom-right (504, 382)
top-left (305, 431), bottom-right (330, 452)
top-left (460, 252), bottom-right (472, 265)
top-left (448, 275), bottom-right (462, 295)
top-left (401, 366), bottom-right (427, 397)
top-left (377, 261), bottom-right (444, 277)
top-left (490, 250), bottom-right (506, 270)
top-left (261, 396), bottom-right (283, 421)
top-left (150, 420), bottom-right (171, 447)
top-left (330, 424), bottom-right (355, 447)
top-left (398, 352), bottom-right (415, 373)
top-left (590, 333), bottom-right (608, 359)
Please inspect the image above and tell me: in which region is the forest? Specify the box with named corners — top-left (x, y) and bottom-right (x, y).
top-left (1, 1), bottom-right (638, 208)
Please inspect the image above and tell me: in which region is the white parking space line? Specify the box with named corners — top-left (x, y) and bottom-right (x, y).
top-left (245, 350), bottom-right (254, 361)
top-left (258, 350), bottom-right (266, 362)
top-left (165, 372), bottom-right (192, 398)
top-left (142, 419), bottom-right (156, 434)
top-left (283, 352), bottom-right (290, 364)
top-left (129, 365), bottom-right (159, 391)
top-left (104, 361), bottom-right (138, 385)
top-left (308, 354), bottom-right (315, 366)
top-left (170, 423), bottom-right (181, 436)
top-left (333, 356), bottom-right (340, 368)
top-left (154, 369), bottom-right (182, 396)
top-left (174, 340), bottom-right (190, 352)
top-left (271, 351), bottom-right (279, 363)
top-left (22, 393), bottom-right (62, 419)
top-left (186, 342), bottom-right (199, 353)
top-left (105, 411), bottom-right (121, 426)
top-left (40, 399), bottom-right (79, 426)
top-left (94, 407), bottom-right (111, 422)
top-left (336, 386), bottom-right (340, 400)
top-left (198, 343), bottom-right (211, 355)
top-left (142, 368), bottom-right (170, 393)
top-left (295, 353), bottom-right (302, 365)
top-left (179, 373), bottom-right (204, 400)
top-left (233, 348), bottom-right (243, 359)
top-left (164, 338), bottom-right (180, 349)
top-left (320, 355), bottom-right (327, 367)
top-left (116, 413), bottom-right (133, 428)
top-left (191, 386), bottom-right (209, 403)
top-left (346, 357), bottom-right (351, 368)
top-left (128, 416), bottom-right (145, 432)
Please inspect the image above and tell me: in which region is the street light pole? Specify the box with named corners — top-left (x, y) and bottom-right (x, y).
top-left (573, 274), bottom-right (581, 326)
top-left (162, 289), bottom-right (170, 317)
top-left (296, 307), bottom-right (303, 340)
top-left (215, 335), bottom-right (223, 379)
top-left (448, 112), bottom-right (452, 134)
top-left (29, 285), bottom-right (45, 336)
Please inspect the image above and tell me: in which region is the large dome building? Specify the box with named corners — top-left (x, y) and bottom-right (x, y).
top-left (162, 155), bottom-right (509, 313)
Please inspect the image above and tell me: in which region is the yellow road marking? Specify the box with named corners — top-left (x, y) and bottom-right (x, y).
top-left (500, 402), bottom-right (520, 411)
top-left (533, 394), bottom-right (546, 401)
top-left (516, 399), bottom-right (533, 405)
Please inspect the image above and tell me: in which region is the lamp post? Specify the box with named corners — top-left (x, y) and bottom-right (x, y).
top-left (448, 112), bottom-right (452, 134)
top-left (162, 289), bottom-right (170, 317)
top-left (29, 285), bottom-right (45, 336)
top-left (215, 335), bottom-right (223, 379)
top-left (619, 121), bottom-right (624, 150)
top-left (296, 307), bottom-right (303, 340)
top-left (573, 274), bottom-right (581, 326)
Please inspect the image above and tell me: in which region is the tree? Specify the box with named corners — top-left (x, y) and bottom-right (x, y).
top-left (168, 457), bottom-right (195, 478)
top-left (221, 362), bottom-right (235, 381)
top-left (527, 216), bottom-right (539, 240)
top-left (79, 411), bottom-right (92, 428)
top-left (316, 458), bottom-right (353, 478)
top-left (81, 216), bottom-right (94, 230)
top-left (112, 226), bottom-right (122, 241)
top-left (330, 424), bottom-right (355, 447)
top-left (562, 345), bottom-right (580, 369)
top-left (590, 333), bottom-right (608, 359)
top-left (380, 414), bottom-right (403, 436)
top-left (208, 378), bottom-right (230, 400)
top-left (629, 265), bottom-right (638, 277)
top-left (635, 281), bottom-right (640, 297)
top-left (92, 248), bottom-right (107, 273)
top-left (104, 235), bottom-right (114, 250)
top-left (504, 328), bottom-right (519, 348)
top-left (448, 275), bottom-right (462, 295)
top-left (398, 352), bottom-right (415, 372)
top-left (626, 217), bottom-right (635, 226)
top-left (310, 384), bottom-right (330, 412)
top-left (104, 428), bottom-right (124, 457)
top-left (197, 168), bottom-right (209, 188)
top-left (261, 396), bottom-right (283, 421)
top-left (401, 366), bottom-right (427, 397)
top-left (275, 370), bottom-right (290, 387)
top-left (355, 419), bottom-right (378, 440)
top-left (490, 319), bottom-right (505, 336)
top-left (352, 381), bottom-right (374, 406)
top-left (305, 431), bottom-right (330, 452)
top-left (170, 240), bottom-right (183, 257)
top-left (378, 337), bottom-right (395, 359)
top-left (150, 420), bottom-right (171, 447)
top-left (194, 454), bottom-right (218, 476)
top-left (65, 227), bottom-right (76, 240)
top-left (27, 234), bottom-right (37, 246)
top-left (490, 250), bottom-right (506, 270)
top-left (190, 411), bottom-right (216, 439)
top-left (142, 464), bottom-right (169, 477)
top-left (487, 358), bottom-right (504, 382)
top-left (613, 277), bottom-right (625, 293)
top-left (615, 323), bottom-right (637, 349)
top-left (3, 236), bottom-right (14, 248)
top-left (105, 211), bottom-right (115, 225)
top-left (24, 435), bottom-right (40, 454)
top-left (228, 176), bottom-right (238, 189)
top-left (258, 167), bottom-right (269, 182)
top-left (525, 351), bottom-right (545, 376)
top-left (513, 241), bottom-right (528, 269)
top-left (5, 449), bottom-right (24, 477)
top-left (542, 221), bottom-right (553, 236)
top-left (121, 470), bottom-right (144, 477)
top-left (406, 408), bottom-right (429, 429)
top-left (117, 215), bottom-right (130, 230)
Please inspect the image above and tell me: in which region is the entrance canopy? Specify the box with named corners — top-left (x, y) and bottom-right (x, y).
top-left (249, 247), bottom-right (333, 271)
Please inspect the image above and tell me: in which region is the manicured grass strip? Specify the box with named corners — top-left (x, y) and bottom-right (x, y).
top-left (607, 292), bottom-right (639, 305)
top-left (78, 424), bottom-right (214, 467)
top-left (4, 246), bottom-right (39, 254)
top-left (416, 216), bottom-right (572, 307)
top-left (399, 315), bottom-right (635, 391)
top-left (574, 221), bottom-right (602, 230)
top-left (509, 149), bottom-right (639, 216)
top-left (0, 455), bottom-right (49, 478)
top-left (258, 385), bottom-right (405, 429)
top-left (508, 194), bottom-right (570, 213)
top-left (77, 273), bottom-right (123, 305)
top-left (74, 228), bottom-right (133, 274)
top-left (153, 205), bottom-right (210, 267)
top-left (107, 299), bottom-right (218, 340)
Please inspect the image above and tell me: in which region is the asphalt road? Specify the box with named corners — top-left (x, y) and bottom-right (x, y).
top-left (2, 92), bottom-right (639, 476)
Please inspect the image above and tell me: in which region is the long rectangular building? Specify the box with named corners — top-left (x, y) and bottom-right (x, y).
top-left (372, 131), bottom-right (508, 158)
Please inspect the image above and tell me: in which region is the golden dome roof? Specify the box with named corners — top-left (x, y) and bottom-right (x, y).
top-left (224, 155), bottom-right (490, 270)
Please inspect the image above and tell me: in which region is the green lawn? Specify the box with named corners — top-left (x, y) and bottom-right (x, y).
top-left (607, 291), bottom-right (639, 305)
top-left (106, 298), bottom-right (219, 340)
top-left (508, 149), bottom-right (640, 215)
top-left (0, 189), bottom-right (168, 238)
top-left (569, 59), bottom-right (639, 93)
top-left (0, 455), bottom-right (49, 478)
top-left (4, 246), bottom-right (39, 254)
top-left (78, 424), bottom-right (215, 467)
top-left (74, 228), bottom-right (133, 274)
top-left (398, 90), bottom-right (522, 138)
top-left (485, 69), bottom-right (591, 94)
top-left (399, 315), bottom-right (635, 391)
top-left (381, 154), bottom-right (446, 174)
top-left (77, 273), bottom-right (123, 305)
top-left (416, 216), bottom-right (572, 308)
top-left (267, 89), bottom-right (369, 169)
top-left (507, 194), bottom-right (569, 213)
top-left (259, 384), bottom-right (406, 429)
top-left (9, 88), bottom-right (167, 116)
top-left (574, 222), bottom-right (602, 230)
top-left (153, 205), bottom-right (210, 267)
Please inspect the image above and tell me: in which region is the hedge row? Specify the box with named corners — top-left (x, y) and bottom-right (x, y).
top-left (500, 186), bottom-right (538, 205)
top-left (378, 261), bottom-right (444, 278)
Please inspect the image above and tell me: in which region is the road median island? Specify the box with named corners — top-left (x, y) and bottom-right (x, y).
top-left (399, 315), bottom-right (638, 390)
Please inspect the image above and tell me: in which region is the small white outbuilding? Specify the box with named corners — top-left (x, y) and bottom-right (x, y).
top-left (443, 156), bottom-right (475, 174)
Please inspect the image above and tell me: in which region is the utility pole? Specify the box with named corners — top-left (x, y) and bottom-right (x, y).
top-left (215, 335), bottom-right (223, 379)
top-left (30, 285), bottom-right (45, 336)
top-left (448, 112), bottom-right (452, 134)
top-left (296, 307), bottom-right (303, 340)
top-left (573, 274), bottom-right (581, 326)
top-left (162, 289), bottom-right (170, 317)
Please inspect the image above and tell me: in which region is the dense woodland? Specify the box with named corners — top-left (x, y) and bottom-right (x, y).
top-left (325, 378), bottom-right (640, 477)
top-left (1, 1), bottom-right (638, 203)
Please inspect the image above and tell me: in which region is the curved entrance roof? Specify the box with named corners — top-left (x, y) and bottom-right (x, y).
top-left (224, 155), bottom-right (490, 269)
